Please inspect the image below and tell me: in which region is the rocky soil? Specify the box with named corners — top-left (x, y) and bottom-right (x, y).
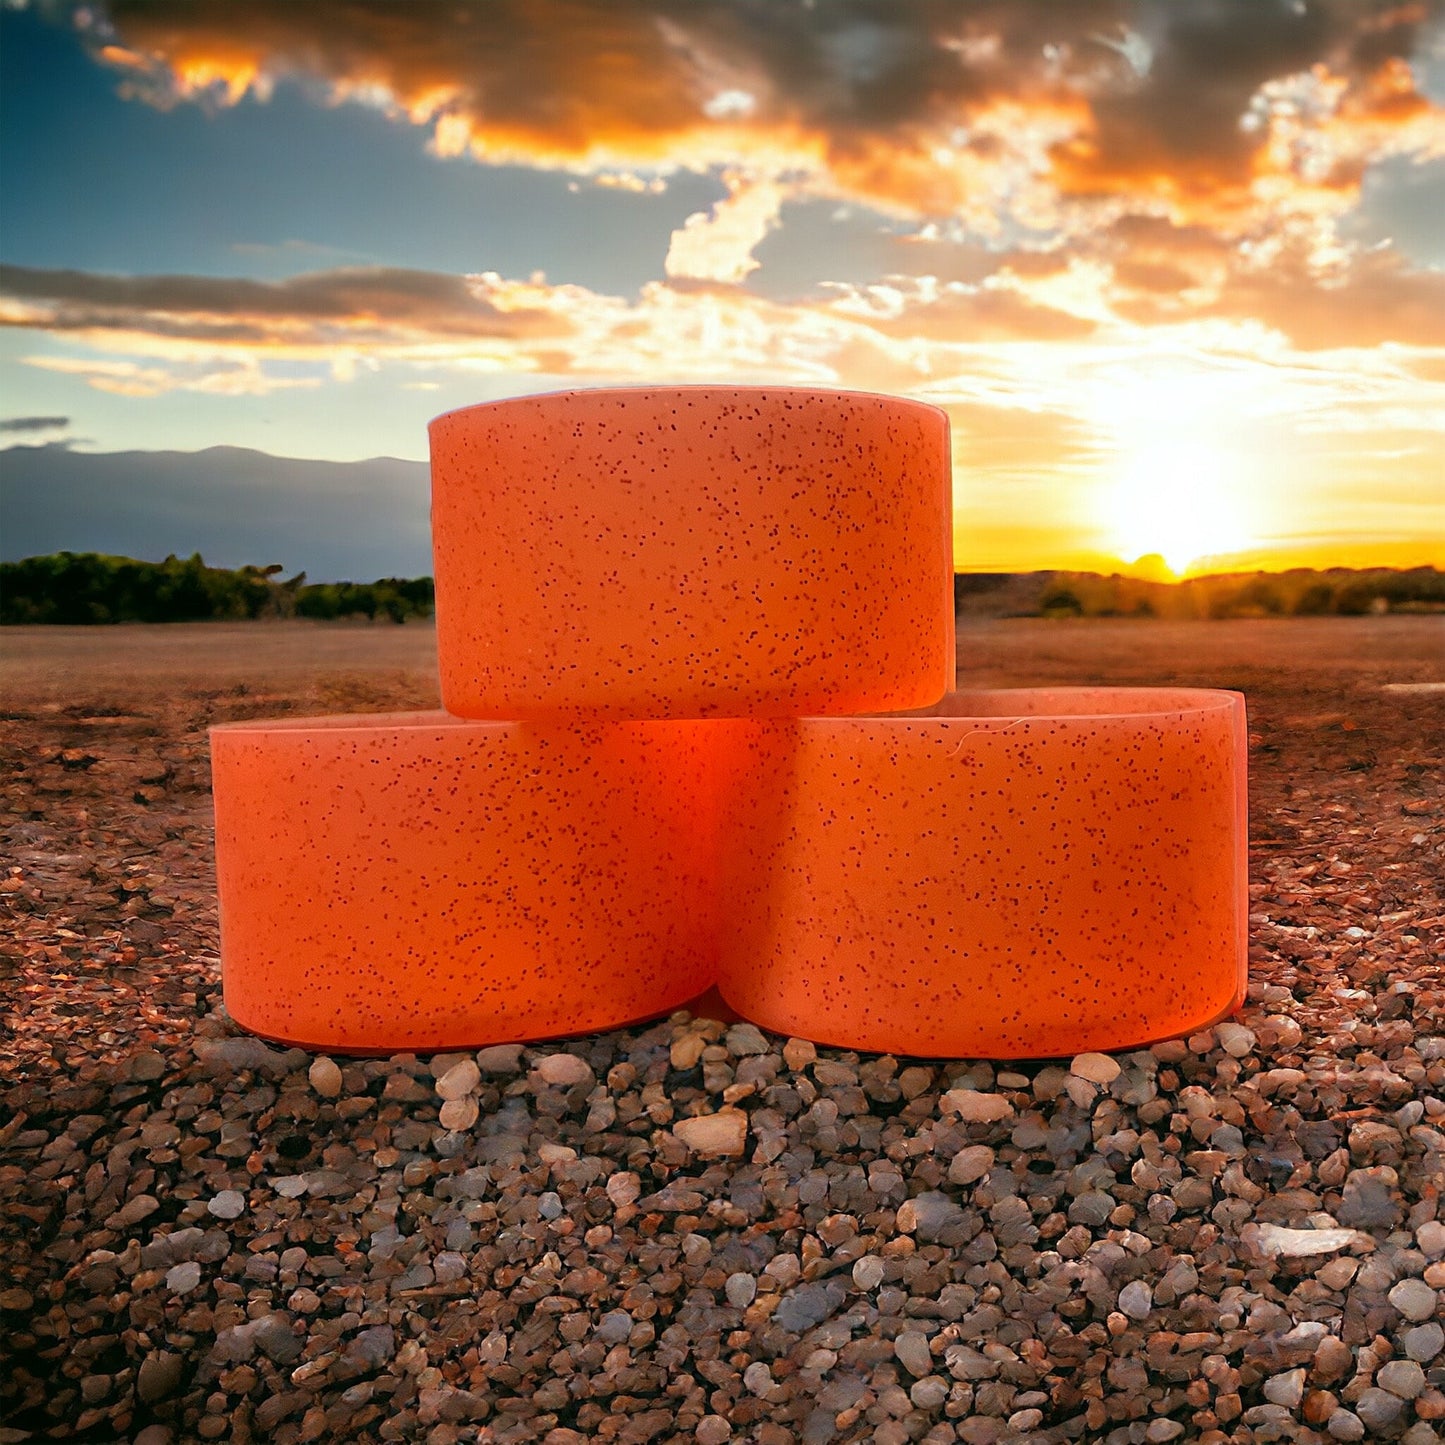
top-left (1, 616), bottom-right (1442, 1445)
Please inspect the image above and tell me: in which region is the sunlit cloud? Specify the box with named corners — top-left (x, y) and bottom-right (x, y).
top-left (60, 0), bottom-right (1444, 250)
top-left (665, 172), bottom-right (788, 284)
top-left (6, 248), bottom-right (1438, 570)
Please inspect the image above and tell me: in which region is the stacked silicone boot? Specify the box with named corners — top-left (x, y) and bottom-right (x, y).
top-left (211, 385), bottom-right (1246, 1058)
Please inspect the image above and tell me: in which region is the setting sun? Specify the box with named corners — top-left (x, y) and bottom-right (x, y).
top-left (1103, 438), bottom-right (1260, 578)
top-left (1090, 366), bottom-right (1265, 577)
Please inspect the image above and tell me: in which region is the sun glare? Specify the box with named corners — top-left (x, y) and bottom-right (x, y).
top-left (1093, 370), bottom-right (1263, 577)
top-left (1105, 440), bottom-right (1258, 577)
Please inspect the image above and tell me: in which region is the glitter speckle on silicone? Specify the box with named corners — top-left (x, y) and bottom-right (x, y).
top-left (211, 711), bottom-right (742, 1052)
top-left (429, 386), bottom-right (954, 721)
top-left (716, 688), bottom-right (1248, 1059)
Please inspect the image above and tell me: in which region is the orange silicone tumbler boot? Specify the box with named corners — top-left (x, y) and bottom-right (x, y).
top-left (211, 711), bottom-right (741, 1052)
top-left (428, 386), bottom-right (954, 721)
top-left (716, 688), bottom-right (1248, 1059)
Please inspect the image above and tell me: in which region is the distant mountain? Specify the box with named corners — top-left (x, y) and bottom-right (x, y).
top-left (0, 443), bottom-right (432, 582)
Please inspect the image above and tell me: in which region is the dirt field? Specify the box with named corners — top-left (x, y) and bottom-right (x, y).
top-left (5, 612), bottom-right (1440, 703)
top-left (2, 611), bottom-right (1442, 1118)
top-left (2, 616), bottom-right (1443, 1443)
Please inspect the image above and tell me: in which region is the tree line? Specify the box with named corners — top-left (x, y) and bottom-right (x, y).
top-left (0, 552), bottom-right (435, 625)
top-left (2, 552), bottom-right (1439, 625)
top-left (956, 566), bottom-right (1445, 620)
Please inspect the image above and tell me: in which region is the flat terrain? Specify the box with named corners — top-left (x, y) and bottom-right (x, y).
top-left (1, 617), bottom-right (1443, 1444)
top-left (4, 614), bottom-right (1441, 703)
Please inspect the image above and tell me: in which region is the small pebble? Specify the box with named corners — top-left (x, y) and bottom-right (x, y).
top-left (1390, 1278), bottom-right (1439, 1321)
top-left (782, 1038), bottom-right (816, 1070)
top-left (136, 1353), bottom-right (183, 1404)
top-left (1314, 1336), bottom-right (1355, 1382)
top-left (742, 1360), bottom-right (773, 1396)
top-left (435, 1059), bottom-right (480, 1099)
top-left (1215, 1022), bottom-right (1257, 1057)
top-left (437, 1095), bottom-right (479, 1132)
top-left (165, 1261), bottom-right (202, 1295)
top-left (1070, 1052), bottom-right (1121, 1084)
top-left (533, 1054), bottom-right (593, 1087)
top-left (941, 1089), bottom-right (1014, 1122)
top-left (1417, 1220), bottom-right (1445, 1257)
top-left (1317, 1257), bottom-right (1359, 1290)
top-left (475, 1043), bottom-right (524, 1073)
top-left (107, 1194), bottom-right (159, 1228)
top-left (696, 1417), bottom-right (732, 1445)
top-left (670, 1033), bottom-right (705, 1070)
top-left (308, 1056), bottom-right (342, 1098)
top-left (1327, 1408), bottom-right (1366, 1441)
top-left (1403, 1425), bottom-right (1445, 1445)
top-left (1119, 1280), bottom-right (1153, 1319)
top-left (1356, 1387), bottom-right (1405, 1430)
top-left (1378, 1359), bottom-right (1427, 1399)
top-left (948, 1145), bottom-right (995, 1185)
top-left (605, 1172), bottom-right (641, 1207)
top-left (673, 1110), bottom-right (748, 1158)
top-left (1265, 1368), bottom-right (1306, 1408)
top-left (853, 1256), bottom-right (885, 1291)
top-left (910, 1377), bottom-right (949, 1410)
top-left (895, 1332), bottom-right (933, 1377)
top-left (725, 1273), bottom-right (757, 1308)
top-left (1405, 1322), bottom-right (1445, 1362)
top-left (433, 1252), bottom-right (468, 1284)
top-left (207, 1190), bottom-right (246, 1221)
top-left (725, 1022), bottom-right (769, 1056)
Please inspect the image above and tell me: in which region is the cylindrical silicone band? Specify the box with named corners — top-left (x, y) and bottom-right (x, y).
top-left (211, 711), bottom-right (738, 1051)
top-left (716, 688), bottom-right (1248, 1058)
top-left (429, 386), bottom-right (954, 720)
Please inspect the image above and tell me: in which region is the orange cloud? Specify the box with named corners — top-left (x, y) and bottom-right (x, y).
top-left (74, 0), bottom-right (1443, 242)
top-left (1114, 247), bottom-right (1445, 349)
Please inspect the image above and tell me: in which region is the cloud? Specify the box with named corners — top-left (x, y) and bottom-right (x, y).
top-left (0, 414), bottom-right (70, 432)
top-left (0, 263), bottom-right (573, 343)
top-left (0, 257), bottom-right (1121, 407)
top-left (7, 242), bottom-right (1445, 411)
top-left (823, 272), bottom-right (1100, 344)
top-left (21, 354), bottom-right (323, 399)
top-left (665, 173), bottom-right (787, 284)
top-left (63, 0), bottom-right (1443, 244)
top-left (1111, 241), bottom-right (1445, 348)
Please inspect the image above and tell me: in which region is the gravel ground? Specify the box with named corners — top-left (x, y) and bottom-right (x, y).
top-left (2, 617), bottom-right (1443, 1445)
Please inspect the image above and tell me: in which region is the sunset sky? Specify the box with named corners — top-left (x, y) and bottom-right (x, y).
top-left (2, 0), bottom-right (1443, 577)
